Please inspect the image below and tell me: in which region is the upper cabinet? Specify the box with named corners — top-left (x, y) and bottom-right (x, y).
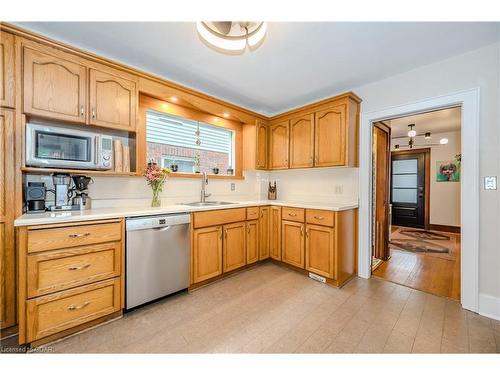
top-left (269, 120), bottom-right (289, 169)
top-left (23, 47), bottom-right (87, 123)
top-left (89, 69), bottom-right (137, 131)
top-left (255, 120), bottom-right (268, 169)
top-left (289, 113), bottom-right (314, 168)
top-left (21, 41), bottom-right (138, 131)
top-left (0, 31), bottom-right (15, 108)
top-left (314, 104), bottom-right (346, 167)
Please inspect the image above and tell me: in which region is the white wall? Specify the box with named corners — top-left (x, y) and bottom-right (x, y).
top-left (390, 131), bottom-right (462, 227)
top-left (351, 43), bottom-right (499, 299)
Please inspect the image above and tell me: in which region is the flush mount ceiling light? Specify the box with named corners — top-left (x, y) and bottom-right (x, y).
top-left (196, 21), bottom-right (267, 53)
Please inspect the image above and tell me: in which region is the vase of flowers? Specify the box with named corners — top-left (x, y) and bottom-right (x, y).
top-left (144, 163), bottom-right (171, 207)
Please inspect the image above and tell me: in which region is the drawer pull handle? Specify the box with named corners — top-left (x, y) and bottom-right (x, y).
top-left (68, 301), bottom-right (90, 311)
top-left (288, 213), bottom-right (297, 217)
top-left (69, 232), bottom-right (91, 238)
top-left (314, 216), bottom-right (325, 220)
top-left (68, 264), bottom-right (91, 271)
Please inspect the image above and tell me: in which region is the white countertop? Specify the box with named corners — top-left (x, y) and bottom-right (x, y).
top-left (14, 199), bottom-right (358, 227)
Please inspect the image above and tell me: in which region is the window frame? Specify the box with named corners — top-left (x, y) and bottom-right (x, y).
top-left (138, 95), bottom-right (244, 179)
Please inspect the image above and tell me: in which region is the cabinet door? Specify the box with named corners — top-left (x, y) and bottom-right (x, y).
top-left (223, 222), bottom-right (246, 272)
top-left (281, 220), bottom-right (305, 268)
top-left (246, 220), bottom-right (259, 264)
top-left (314, 105), bottom-right (346, 166)
top-left (269, 206), bottom-right (282, 260)
top-left (305, 224), bottom-right (335, 279)
top-left (89, 68), bottom-right (137, 131)
top-left (259, 207), bottom-right (270, 259)
top-left (23, 47), bottom-right (87, 123)
top-left (269, 121), bottom-right (289, 169)
top-left (0, 31), bottom-right (15, 108)
top-left (255, 121), bottom-right (268, 169)
top-left (289, 113), bottom-right (314, 168)
top-left (192, 226), bottom-right (223, 283)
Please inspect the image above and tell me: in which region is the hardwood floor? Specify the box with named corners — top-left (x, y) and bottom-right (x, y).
top-left (9, 262), bottom-right (496, 353)
top-left (372, 226), bottom-right (460, 300)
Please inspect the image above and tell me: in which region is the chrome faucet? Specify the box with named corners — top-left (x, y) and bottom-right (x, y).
top-left (200, 172), bottom-right (211, 203)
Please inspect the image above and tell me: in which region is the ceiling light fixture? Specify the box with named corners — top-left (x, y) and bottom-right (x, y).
top-left (424, 132), bottom-right (431, 139)
top-left (196, 21), bottom-right (267, 53)
top-left (223, 112), bottom-right (230, 118)
top-left (170, 96), bottom-right (178, 102)
top-left (440, 138), bottom-right (449, 145)
top-left (407, 124), bottom-right (417, 138)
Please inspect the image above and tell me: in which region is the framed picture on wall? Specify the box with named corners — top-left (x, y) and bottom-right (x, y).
top-left (436, 160), bottom-right (460, 182)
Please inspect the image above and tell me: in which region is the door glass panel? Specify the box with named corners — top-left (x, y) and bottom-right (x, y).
top-left (35, 131), bottom-right (91, 162)
top-left (392, 174), bottom-right (417, 188)
top-left (392, 188), bottom-right (417, 203)
top-left (392, 159), bottom-right (417, 174)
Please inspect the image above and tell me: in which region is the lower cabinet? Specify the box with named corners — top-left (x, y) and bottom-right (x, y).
top-left (223, 222), bottom-right (247, 273)
top-left (259, 207), bottom-right (270, 260)
top-left (281, 220), bottom-right (305, 268)
top-left (269, 206), bottom-right (282, 260)
top-left (305, 224), bottom-right (335, 279)
top-left (246, 220), bottom-right (259, 264)
top-left (192, 226), bottom-right (223, 283)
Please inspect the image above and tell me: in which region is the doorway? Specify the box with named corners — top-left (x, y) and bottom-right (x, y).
top-left (370, 107), bottom-right (462, 300)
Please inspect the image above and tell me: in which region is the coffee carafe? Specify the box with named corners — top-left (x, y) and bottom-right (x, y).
top-left (70, 175), bottom-right (93, 210)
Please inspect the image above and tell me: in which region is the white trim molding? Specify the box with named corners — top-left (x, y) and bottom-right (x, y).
top-left (358, 88), bottom-right (480, 313)
top-left (479, 293), bottom-right (500, 321)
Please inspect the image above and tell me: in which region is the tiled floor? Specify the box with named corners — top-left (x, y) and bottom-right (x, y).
top-left (37, 263), bottom-right (500, 353)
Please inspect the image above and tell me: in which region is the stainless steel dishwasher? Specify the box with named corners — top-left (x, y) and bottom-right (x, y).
top-left (125, 213), bottom-right (190, 310)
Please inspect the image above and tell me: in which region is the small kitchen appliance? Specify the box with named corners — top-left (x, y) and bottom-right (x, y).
top-left (70, 175), bottom-right (93, 210)
top-left (25, 182), bottom-right (46, 213)
top-left (48, 173), bottom-right (72, 211)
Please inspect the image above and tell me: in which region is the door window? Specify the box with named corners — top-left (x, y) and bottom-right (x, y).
top-left (392, 159), bottom-right (418, 204)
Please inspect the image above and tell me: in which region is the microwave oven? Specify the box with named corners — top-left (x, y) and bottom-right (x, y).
top-left (26, 121), bottom-right (114, 170)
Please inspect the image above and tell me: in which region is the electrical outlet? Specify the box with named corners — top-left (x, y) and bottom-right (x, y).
top-left (334, 185), bottom-right (343, 194)
top-left (230, 183), bottom-right (236, 191)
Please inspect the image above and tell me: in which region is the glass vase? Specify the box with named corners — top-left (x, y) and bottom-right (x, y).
top-left (151, 187), bottom-right (161, 207)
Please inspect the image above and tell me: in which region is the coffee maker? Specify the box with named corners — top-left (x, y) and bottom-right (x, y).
top-left (70, 175), bottom-right (93, 210)
top-left (48, 173), bottom-right (72, 211)
top-left (25, 182), bottom-right (47, 213)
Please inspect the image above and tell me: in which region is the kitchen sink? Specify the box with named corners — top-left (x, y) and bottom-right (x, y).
top-left (179, 201), bottom-right (236, 207)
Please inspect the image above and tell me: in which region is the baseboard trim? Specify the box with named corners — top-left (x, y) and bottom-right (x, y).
top-left (429, 224), bottom-right (461, 233)
top-left (479, 293), bottom-right (500, 321)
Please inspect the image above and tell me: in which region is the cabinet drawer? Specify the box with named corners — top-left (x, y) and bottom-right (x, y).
top-left (26, 278), bottom-right (121, 342)
top-left (246, 207), bottom-right (260, 220)
top-left (27, 221), bottom-right (122, 253)
top-left (27, 242), bottom-right (121, 298)
top-left (306, 209), bottom-right (335, 227)
top-left (281, 207), bottom-right (305, 223)
top-left (193, 208), bottom-right (246, 228)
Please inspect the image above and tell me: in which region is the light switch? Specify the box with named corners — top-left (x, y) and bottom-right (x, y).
top-left (230, 183), bottom-right (236, 191)
top-left (484, 176), bottom-right (497, 190)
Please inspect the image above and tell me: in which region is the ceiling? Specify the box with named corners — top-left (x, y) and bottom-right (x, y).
top-left (387, 107), bottom-right (461, 138)
top-left (14, 22), bottom-right (499, 116)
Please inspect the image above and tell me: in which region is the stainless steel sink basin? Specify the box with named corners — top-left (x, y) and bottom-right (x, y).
top-left (179, 201), bottom-right (236, 207)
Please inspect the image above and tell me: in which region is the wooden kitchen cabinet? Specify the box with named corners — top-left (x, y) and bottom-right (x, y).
top-left (289, 113), bottom-right (314, 168)
top-left (255, 121), bottom-right (268, 169)
top-left (223, 222), bottom-right (246, 273)
top-left (314, 104), bottom-right (346, 167)
top-left (89, 68), bottom-right (137, 131)
top-left (269, 206), bottom-right (282, 260)
top-left (246, 220), bottom-right (259, 264)
top-left (269, 120), bottom-right (289, 169)
top-left (192, 225), bottom-right (223, 283)
top-left (281, 220), bottom-right (305, 269)
top-left (0, 31), bottom-right (15, 108)
top-left (305, 224), bottom-right (335, 279)
top-left (259, 206), bottom-right (270, 259)
top-left (23, 46), bottom-right (87, 123)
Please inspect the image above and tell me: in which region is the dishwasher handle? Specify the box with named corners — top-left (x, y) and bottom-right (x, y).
top-left (153, 225), bottom-right (171, 231)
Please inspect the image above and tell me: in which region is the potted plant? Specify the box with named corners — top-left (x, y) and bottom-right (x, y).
top-left (169, 158), bottom-right (178, 172)
top-left (192, 154), bottom-right (201, 173)
top-left (226, 166), bottom-right (234, 176)
top-left (143, 163), bottom-right (171, 207)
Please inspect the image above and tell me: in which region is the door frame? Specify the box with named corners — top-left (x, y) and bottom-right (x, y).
top-left (358, 88), bottom-right (479, 313)
top-left (390, 147), bottom-right (431, 230)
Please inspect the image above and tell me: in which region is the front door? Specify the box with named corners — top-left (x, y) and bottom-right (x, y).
top-left (391, 150), bottom-right (428, 228)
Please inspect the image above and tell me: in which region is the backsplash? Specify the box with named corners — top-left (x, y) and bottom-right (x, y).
top-left (25, 167), bottom-right (359, 209)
